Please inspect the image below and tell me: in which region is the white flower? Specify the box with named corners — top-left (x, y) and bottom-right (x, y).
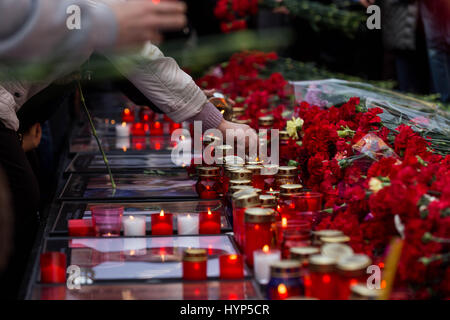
top-left (369, 177), bottom-right (383, 193)
top-left (286, 117), bottom-right (304, 139)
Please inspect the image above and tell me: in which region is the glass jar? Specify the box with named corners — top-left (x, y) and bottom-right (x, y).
top-left (243, 208), bottom-right (275, 267)
top-left (223, 166), bottom-right (243, 196)
top-left (260, 165), bottom-right (279, 191)
top-left (244, 165), bottom-right (263, 189)
top-left (182, 249), bottom-right (207, 281)
top-left (319, 235), bottom-right (351, 246)
top-left (312, 229), bottom-right (344, 246)
top-left (259, 195), bottom-right (277, 210)
top-left (308, 254), bottom-right (338, 300)
top-left (278, 184), bottom-right (303, 219)
top-left (290, 246), bottom-right (320, 297)
top-left (232, 193), bottom-right (261, 248)
top-left (196, 166), bottom-right (221, 199)
top-left (336, 254), bottom-right (372, 300)
top-left (281, 229), bottom-right (311, 259)
top-left (232, 107), bottom-right (245, 118)
top-left (267, 260), bottom-right (302, 300)
top-left (279, 131), bottom-right (291, 165)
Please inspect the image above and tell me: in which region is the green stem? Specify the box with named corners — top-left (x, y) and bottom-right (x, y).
top-left (77, 81), bottom-right (116, 190)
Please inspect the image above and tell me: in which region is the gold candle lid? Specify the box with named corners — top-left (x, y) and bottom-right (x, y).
top-left (313, 230), bottom-right (343, 238)
top-left (197, 166), bottom-right (220, 176)
top-left (183, 248), bottom-right (207, 262)
top-left (229, 185), bottom-right (253, 194)
top-left (280, 184), bottom-right (303, 195)
top-left (279, 130), bottom-right (290, 140)
top-left (224, 155), bottom-right (245, 166)
top-left (229, 179), bottom-right (252, 187)
top-left (337, 254), bottom-right (372, 272)
top-left (232, 189), bottom-right (260, 200)
top-left (270, 260), bottom-right (301, 278)
top-left (245, 165), bottom-right (263, 174)
top-left (278, 166), bottom-right (298, 175)
top-left (232, 107), bottom-right (245, 117)
top-left (290, 247), bottom-right (320, 260)
top-left (245, 207), bottom-right (275, 223)
top-left (229, 169), bottom-right (252, 181)
top-left (258, 116), bottom-right (274, 126)
top-left (261, 164), bottom-right (279, 175)
top-left (259, 195), bottom-right (277, 207)
top-left (321, 243), bottom-right (354, 262)
top-left (234, 193), bottom-right (261, 208)
top-left (320, 235), bottom-right (351, 244)
top-left (350, 284), bottom-right (382, 300)
top-left (233, 119), bottom-right (251, 125)
top-left (309, 254), bottom-right (336, 273)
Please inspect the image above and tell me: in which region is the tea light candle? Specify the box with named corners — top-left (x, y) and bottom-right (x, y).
top-left (121, 107), bottom-right (135, 123)
top-left (131, 122), bottom-right (146, 136)
top-left (116, 137), bottom-right (130, 152)
top-left (68, 219), bottom-right (94, 237)
top-left (151, 210), bottom-right (173, 235)
top-left (150, 120), bottom-right (164, 136)
top-left (40, 252), bottom-right (67, 284)
top-left (123, 215), bottom-right (146, 236)
top-left (177, 214), bottom-right (199, 235)
top-left (219, 254), bottom-right (244, 279)
top-left (183, 249), bottom-right (207, 281)
top-left (253, 245), bottom-right (281, 285)
top-left (115, 122), bottom-right (130, 137)
top-left (199, 208), bottom-right (221, 234)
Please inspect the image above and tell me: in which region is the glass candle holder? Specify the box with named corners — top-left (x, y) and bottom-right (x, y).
top-left (232, 193), bottom-right (261, 248)
top-left (151, 210), bottom-right (173, 235)
top-left (267, 260), bottom-right (302, 300)
top-left (115, 122), bottom-right (130, 137)
top-left (196, 167), bottom-right (221, 199)
top-left (131, 122), bottom-right (146, 136)
top-left (290, 246), bottom-right (320, 297)
top-left (40, 252), bottom-right (67, 284)
top-left (243, 208), bottom-right (275, 267)
top-left (281, 229), bottom-right (312, 259)
top-left (177, 213), bottom-right (199, 235)
top-left (275, 219), bottom-right (312, 247)
top-left (308, 254), bottom-right (338, 300)
top-left (253, 245), bottom-right (281, 285)
top-left (279, 131), bottom-right (291, 164)
top-left (312, 229), bottom-right (344, 246)
top-left (149, 136), bottom-right (166, 151)
top-left (219, 254), bottom-right (244, 279)
top-left (278, 184), bottom-right (303, 219)
top-left (121, 107), bottom-right (135, 123)
top-left (91, 205), bottom-right (123, 237)
top-left (336, 254), bottom-right (372, 300)
top-left (68, 219), bottom-right (95, 237)
top-left (131, 136), bottom-right (146, 150)
top-left (183, 249), bottom-right (207, 281)
top-left (139, 106), bottom-right (154, 123)
top-left (261, 165), bottom-right (279, 191)
top-left (293, 192), bottom-right (323, 213)
top-left (199, 208), bottom-right (221, 234)
top-left (150, 118), bottom-right (164, 136)
top-left (123, 215), bottom-right (146, 236)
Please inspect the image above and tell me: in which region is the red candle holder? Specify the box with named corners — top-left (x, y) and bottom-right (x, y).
top-left (232, 193), bottom-right (261, 248)
top-left (40, 252), bottom-right (66, 284)
top-left (243, 208), bottom-right (275, 267)
top-left (139, 106), bottom-right (154, 123)
top-left (275, 219), bottom-right (311, 248)
top-left (121, 107), bottom-right (135, 123)
top-left (281, 229), bottom-right (311, 259)
top-left (183, 249), bottom-right (207, 281)
top-left (199, 208), bottom-right (221, 234)
top-left (150, 136), bottom-right (165, 151)
top-left (131, 137), bottom-right (147, 151)
top-left (151, 210), bottom-right (173, 235)
top-left (68, 219), bottom-right (95, 237)
top-left (219, 254), bottom-right (244, 279)
top-left (150, 119), bottom-right (164, 136)
top-left (293, 192), bottom-right (323, 212)
top-left (309, 254), bottom-right (338, 300)
top-left (131, 122), bottom-right (146, 136)
top-left (336, 254), bottom-right (371, 300)
top-left (196, 167), bottom-right (221, 199)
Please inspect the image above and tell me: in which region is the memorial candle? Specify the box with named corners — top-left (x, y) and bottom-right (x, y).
top-left (121, 107), bottom-right (135, 123)
top-left (150, 119), bottom-right (164, 136)
top-left (115, 122), bottom-right (130, 137)
top-left (183, 249), bottom-right (207, 281)
top-left (253, 245), bottom-right (281, 285)
top-left (177, 214), bottom-right (199, 235)
top-left (151, 210), bottom-right (173, 235)
top-left (219, 254), bottom-right (244, 279)
top-left (131, 122), bottom-right (146, 136)
top-left (199, 208), bottom-right (221, 234)
top-left (68, 219), bottom-right (94, 237)
top-left (244, 208), bottom-right (275, 267)
top-left (293, 192), bottom-right (323, 213)
top-left (40, 252), bottom-right (66, 284)
top-left (123, 215), bottom-right (146, 236)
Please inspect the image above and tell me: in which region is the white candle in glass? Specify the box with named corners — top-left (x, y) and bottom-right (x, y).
top-left (123, 215), bottom-right (146, 236)
top-left (253, 245), bottom-right (281, 285)
top-left (115, 122), bottom-right (130, 137)
top-left (177, 214), bottom-right (199, 235)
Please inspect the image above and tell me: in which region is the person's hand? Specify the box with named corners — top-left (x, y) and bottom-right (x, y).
top-left (110, 0), bottom-right (187, 48)
top-left (217, 119), bottom-right (258, 158)
top-left (203, 89), bottom-right (236, 107)
top-left (22, 123), bottom-right (42, 152)
top-left (359, 0), bottom-right (375, 8)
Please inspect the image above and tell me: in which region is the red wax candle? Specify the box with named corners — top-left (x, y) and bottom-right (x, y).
top-left (219, 254), bottom-right (244, 279)
top-left (151, 210), bottom-right (173, 235)
top-left (121, 107), bottom-right (135, 123)
top-left (68, 219), bottom-right (95, 237)
top-left (183, 249), bottom-right (207, 281)
top-left (131, 122), bottom-right (146, 136)
top-left (150, 120), bottom-right (164, 136)
top-left (293, 192), bottom-right (323, 212)
top-left (199, 208), bottom-right (221, 234)
top-left (40, 252), bottom-right (66, 284)
top-left (243, 208), bottom-right (274, 267)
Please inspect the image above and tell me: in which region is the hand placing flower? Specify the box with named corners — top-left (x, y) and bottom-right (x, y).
top-left (286, 117), bottom-right (304, 139)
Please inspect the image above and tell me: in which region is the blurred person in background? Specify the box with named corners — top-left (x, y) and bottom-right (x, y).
top-left (0, 167), bottom-right (13, 277)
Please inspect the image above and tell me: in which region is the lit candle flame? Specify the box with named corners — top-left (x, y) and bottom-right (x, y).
top-left (124, 108), bottom-right (130, 115)
top-left (208, 208), bottom-right (212, 216)
top-left (263, 245), bottom-right (269, 253)
top-left (282, 217), bottom-right (287, 227)
top-left (160, 210), bottom-right (165, 217)
top-left (122, 146), bottom-right (127, 152)
top-left (229, 254), bottom-right (238, 260)
top-left (221, 110), bottom-right (225, 114)
top-left (121, 122), bottom-right (126, 127)
top-left (277, 284), bottom-right (287, 295)
top-left (111, 120), bottom-right (116, 125)
top-left (269, 187), bottom-right (273, 192)
top-left (129, 216), bottom-right (135, 220)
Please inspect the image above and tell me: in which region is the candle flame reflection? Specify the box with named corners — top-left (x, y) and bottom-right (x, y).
top-left (278, 284), bottom-right (287, 295)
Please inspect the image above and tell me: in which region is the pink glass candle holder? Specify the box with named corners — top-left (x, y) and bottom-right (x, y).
top-left (219, 254), bottom-right (244, 279)
top-left (40, 252), bottom-right (66, 284)
top-left (199, 209), bottom-right (221, 234)
top-left (151, 210), bottom-right (173, 235)
top-left (91, 205), bottom-right (123, 237)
